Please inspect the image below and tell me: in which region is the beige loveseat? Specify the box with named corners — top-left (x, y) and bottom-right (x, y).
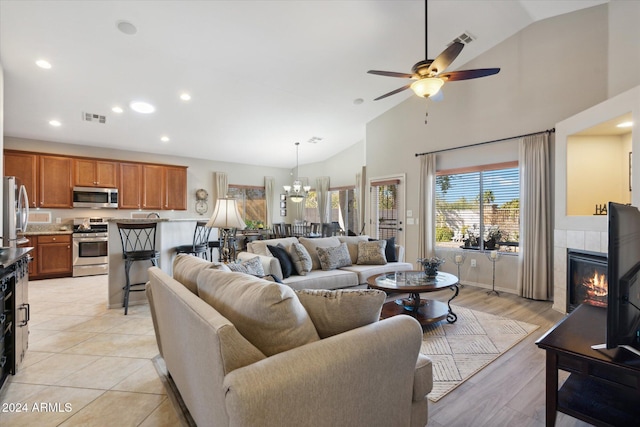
top-left (237, 235), bottom-right (413, 290)
top-left (146, 255), bottom-right (432, 427)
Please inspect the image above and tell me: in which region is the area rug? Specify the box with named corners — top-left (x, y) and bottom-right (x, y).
top-left (422, 305), bottom-right (539, 402)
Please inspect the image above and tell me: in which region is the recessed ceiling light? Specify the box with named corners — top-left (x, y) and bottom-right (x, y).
top-left (617, 121), bottom-right (633, 128)
top-left (112, 106), bottom-right (124, 114)
top-left (129, 101), bottom-right (155, 114)
top-left (36, 59), bottom-right (52, 69)
top-left (116, 20), bottom-right (137, 35)
top-left (49, 120), bottom-right (61, 127)
top-left (353, 98), bottom-right (364, 105)
top-left (160, 136), bottom-right (170, 143)
top-left (180, 93), bottom-right (191, 101)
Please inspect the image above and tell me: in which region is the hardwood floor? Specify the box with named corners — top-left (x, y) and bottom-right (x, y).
top-left (419, 285), bottom-right (594, 427)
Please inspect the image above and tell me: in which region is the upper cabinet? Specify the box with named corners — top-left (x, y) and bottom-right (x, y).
top-left (3, 151), bottom-right (38, 208)
top-left (39, 155), bottom-right (73, 208)
top-left (74, 159), bottom-right (118, 188)
top-left (4, 150), bottom-right (187, 211)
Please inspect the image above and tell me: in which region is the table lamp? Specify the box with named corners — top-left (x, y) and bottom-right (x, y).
top-left (206, 197), bottom-right (246, 262)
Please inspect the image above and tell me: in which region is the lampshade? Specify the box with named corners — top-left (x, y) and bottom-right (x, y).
top-left (410, 77), bottom-right (444, 98)
top-left (206, 198), bottom-right (246, 230)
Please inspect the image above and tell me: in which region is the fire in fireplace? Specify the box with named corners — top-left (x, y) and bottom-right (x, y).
top-left (567, 249), bottom-right (608, 312)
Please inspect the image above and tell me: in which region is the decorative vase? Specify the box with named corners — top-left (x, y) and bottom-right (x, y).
top-left (417, 257), bottom-right (445, 279)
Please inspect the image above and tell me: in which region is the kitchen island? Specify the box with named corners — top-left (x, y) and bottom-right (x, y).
top-left (107, 218), bottom-right (217, 309)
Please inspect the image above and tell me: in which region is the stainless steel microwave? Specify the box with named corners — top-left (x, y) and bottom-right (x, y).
top-left (73, 187), bottom-right (119, 209)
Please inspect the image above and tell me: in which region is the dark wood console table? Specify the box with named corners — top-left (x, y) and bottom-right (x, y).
top-left (536, 304), bottom-right (640, 426)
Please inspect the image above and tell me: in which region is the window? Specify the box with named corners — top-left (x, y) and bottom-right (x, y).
top-left (303, 188), bottom-right (357, 233)
top-left (371, 180), bottom-right (399, 240)
top-left (435, 162), bottom-right (519, 252)
top-left (227, 185), bottom-right (266, 227)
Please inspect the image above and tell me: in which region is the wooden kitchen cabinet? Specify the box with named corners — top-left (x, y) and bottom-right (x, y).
top-left (3, 150), bottom-right (38, 208)
top-left (36, 234), bottom-right (72, 278)
top-left (119, 162), bottom-right (142, 209)
top-left (18, 237), bottom-right (37, 277)
top-left (143, 165), bottom-right (164, 210)
top-left (39, 155), bottom-right (73, 208)
top-left (74, 159), bottom-right (118, 188)
top-left (164, 166), bottom-right (187, 210)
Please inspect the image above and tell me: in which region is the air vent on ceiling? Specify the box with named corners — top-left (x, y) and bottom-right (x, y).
top-left (450, 32), bottom-right (475, 45)
top-left (307, 136), bottom-right (323, 144)
top-left (82, 112), bottom-right (106, 124)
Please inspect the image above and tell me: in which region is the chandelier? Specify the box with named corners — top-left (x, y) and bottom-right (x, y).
top-left (283, 142), bottom-right (310, 203)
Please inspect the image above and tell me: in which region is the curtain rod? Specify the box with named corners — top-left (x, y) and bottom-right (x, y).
top-left (414, 128), bottom-right (555, 157)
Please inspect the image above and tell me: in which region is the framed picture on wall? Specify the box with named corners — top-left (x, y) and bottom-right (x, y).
top-left (280, 209), bottom-right (287, 216)
top-left (280, 194), bottom-right (286, 201)
top-left (280, 201), bottom-right (286, 208)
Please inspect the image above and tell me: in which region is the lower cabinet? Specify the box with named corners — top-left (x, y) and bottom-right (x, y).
top-left (37, 235), bottom-right (72, 278)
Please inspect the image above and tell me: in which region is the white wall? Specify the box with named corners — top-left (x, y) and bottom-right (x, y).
top-left (608, 0), bottom-right (640, 98)
top-left (365, 4), bottom-right (613, 294)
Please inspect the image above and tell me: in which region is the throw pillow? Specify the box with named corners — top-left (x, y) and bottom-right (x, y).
top-left (267, 244), bottom-right (295, 278)
top-left (172, 254), bottom-right (230, 295)
top-left (356, 240), bottom-right (387, 265)
top-left (369, 236), bottom-right (397, 262)
top-left (316, 242), bottom-right (352, 271)
top-left (295, 289), bottom-right (386, 338)
top-left (299, 236), bottom-right (342, 271)
top-left (289, 242), bottom-right (312, 276)
top-left (227, 256), bottom-right (265, 277)
top-left (197, 269), bottom-right (320, 356)
top-left (338, 235), bottom-right (369, 264)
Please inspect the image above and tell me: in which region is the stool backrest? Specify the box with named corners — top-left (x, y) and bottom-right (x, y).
top-left (193, 221), bottom-right (212, 249)
top-left (117, 222), bottom-right (158, 254)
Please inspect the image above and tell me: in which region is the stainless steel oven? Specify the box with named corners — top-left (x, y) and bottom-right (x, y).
top-left (72, 218), bottom-right (109, 277)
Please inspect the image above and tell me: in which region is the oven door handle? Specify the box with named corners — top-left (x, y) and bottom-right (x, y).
top-left (74, 236), bottom-right (109, 242)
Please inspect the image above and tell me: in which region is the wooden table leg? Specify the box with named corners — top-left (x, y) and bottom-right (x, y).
top-left (545, 351), bottom-right (558, 427)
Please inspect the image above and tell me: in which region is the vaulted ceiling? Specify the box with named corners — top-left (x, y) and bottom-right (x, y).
top-left (0, 0), bottom-right (607, 168)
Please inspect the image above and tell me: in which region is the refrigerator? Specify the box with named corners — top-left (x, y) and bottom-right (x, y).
top-left (3, 176), bottom-right (30, 247)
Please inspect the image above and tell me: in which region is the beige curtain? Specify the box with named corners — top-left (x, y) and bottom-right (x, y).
top-left (316, 176), bottom-right (331, 224)
top-left (264, 176), bottom-right (274, 227)
top-left (418, 154), bottom-right (436, 259)
top-left (356, 166), bottom-right (366, 235)
top-left (517, 133), bottom-right (552, 300)
top-left (212, 172), bottom-right (228, 202)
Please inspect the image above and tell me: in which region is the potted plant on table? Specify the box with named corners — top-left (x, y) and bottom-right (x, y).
top-left (484, 226), bottom-right (503, 250)
top-left (417, 256), bottom-right (445, 278)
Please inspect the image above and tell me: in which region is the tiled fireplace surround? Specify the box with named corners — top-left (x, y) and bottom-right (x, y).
top-left (553, 228), bottom-right (608, 313)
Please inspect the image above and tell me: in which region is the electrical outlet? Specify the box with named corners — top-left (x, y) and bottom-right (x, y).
top-left (471, 259), bottom-right (477, 267)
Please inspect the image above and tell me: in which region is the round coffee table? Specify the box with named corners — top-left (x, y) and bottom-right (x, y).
top-left (367, 271), bottom-right (459, 325)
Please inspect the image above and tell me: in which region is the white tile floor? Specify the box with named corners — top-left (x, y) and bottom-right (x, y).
top-left (0, 275), bottom-right (181, 426)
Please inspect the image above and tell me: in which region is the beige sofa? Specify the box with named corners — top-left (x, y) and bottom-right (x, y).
top-left (146, 255), bottom-right (432, 427)
top-left (237, 235), bottom-right (413, 290)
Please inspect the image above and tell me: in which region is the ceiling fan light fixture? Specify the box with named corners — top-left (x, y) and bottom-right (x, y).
top-left (410, 77), bottom-right (444, 98)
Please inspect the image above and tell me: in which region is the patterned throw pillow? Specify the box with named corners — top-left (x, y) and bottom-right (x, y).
top-left (227, 256), bottom-right (265, 276)
top-left (316, 243), bottom-right (352, 271)
top-left (289, 242), bottom-right (313, 275)
top-left (369, 236), bottom-right (397, 262)
top-left (356, 240), bottom-right (387, 265)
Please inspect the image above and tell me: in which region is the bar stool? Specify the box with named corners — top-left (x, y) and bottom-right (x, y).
top-left (117, 222), bottom-right (159, 315)
top-left (175, 221), bottom-right (212, 260)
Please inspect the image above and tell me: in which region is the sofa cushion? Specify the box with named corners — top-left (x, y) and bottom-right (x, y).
top-left (172, 254), bottom-right (230, 295)
top-left (356, 240), bottom-right (387, 265)
top-left (298, 236), bottom-right (341, 270)
top-left (248, 237), bottom-right (298, 256)
top-left (289, 242), bottom-right (312, 276)
top-left (317, 242), bottom-right (352, 271)
top-left (295, 289), bottom-right (386, 338)
top-left (340, 261), bottom-right (413, 284)
top-left (197, 269), bottom-right (320, 356)
top-left (227, 256), bottom-right (265, 277)
top-left (338, 235), bottom-right (370, 264)
top-left (283, 269), bottom-right (359, 291)
top-left (268, 244), bottom-right (295, 278)
top-left (369, 236), bottom-right (398, 262)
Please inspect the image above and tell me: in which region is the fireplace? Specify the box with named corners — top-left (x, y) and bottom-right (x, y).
top-left (567, 249), bottom-right (608, 312)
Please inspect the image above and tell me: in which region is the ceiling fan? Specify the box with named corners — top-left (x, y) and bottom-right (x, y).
top-left (368, 0), bottom-right (500, 101)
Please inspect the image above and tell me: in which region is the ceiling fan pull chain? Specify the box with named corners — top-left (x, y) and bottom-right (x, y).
top-left (425, 105), bottom-right (429, 125)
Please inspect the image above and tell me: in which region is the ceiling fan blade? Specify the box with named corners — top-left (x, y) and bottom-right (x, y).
top-left (373, 83), bottom-right (412, 101)
top-left (367, 70), bottom-right (414, 79)
top-left (426, 42), bottom-right (464, 75)
top-left (439, 68), bottom-right (500, 81)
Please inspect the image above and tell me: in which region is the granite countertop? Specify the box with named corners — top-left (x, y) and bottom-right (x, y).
top-left (106, 218), bottom-right (170, 223)
top-left (21, 230), bottom-right (73, 236)
top-left (0, 247), bottom-right (33, 269)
